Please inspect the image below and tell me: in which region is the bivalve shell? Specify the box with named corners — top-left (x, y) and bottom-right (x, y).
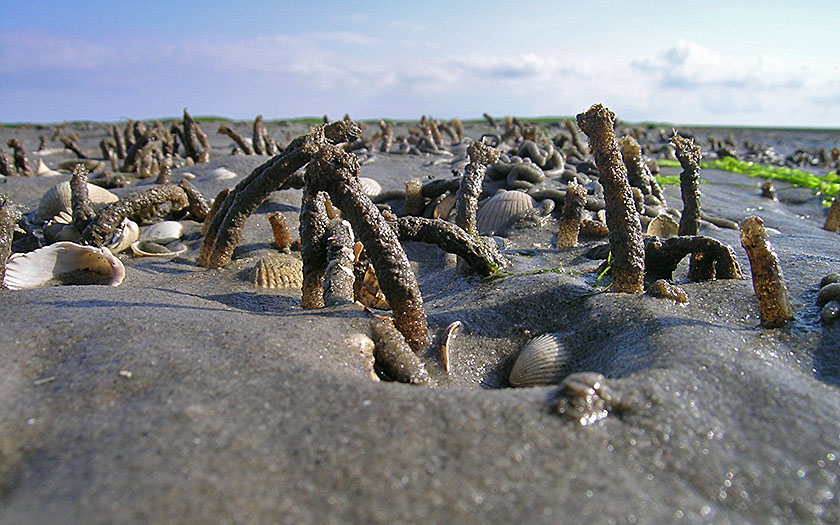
top-left (105, 218), bottom-right (139, 254)
top-left (509, 333), bottom-right (571, 387)
top-left (130, 240), bottom-right (188, 257)
top-left (476, 190), bottom-right (537, 234)
top-left (646, 214), bottom-right (679, 238)
top-left (3, 242), bottom-right (125, 289)
top-left (358, 177), bottom-right (382, 197)
top-left (36, 159), bottom-right (62, 176)
top-left (209, 167), bottom-right (238, 180)
top-left (35, 181), bottom-right (119, 224)
top-left (139, 221), bottom-right (184, 244)
top-left (251, 253), bottom-right (303, 289)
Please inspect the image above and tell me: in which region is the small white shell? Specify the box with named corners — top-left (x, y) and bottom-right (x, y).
top-left (209, 167), bottom-right (238, 180)
top-left (105, 219), bottom-right (139, 254)
top-left (509, 333), bottom-right (571, 387)
top-left (36, 159), bottom-right (62, 176)
top-left (358, 177), bottom-right (382, 197)
top-left (3, 242), bottom-right (125, 289)
top-left (130, 240), bottom-right (188, 257)
top-left (646, 214), bottom-right (679, 238)
top-left (35, 181), bottom-right (119, 224)
top-left (139, 221), bottom-right (183, 244)
top-left (476, 190), bottom-right (537, 234)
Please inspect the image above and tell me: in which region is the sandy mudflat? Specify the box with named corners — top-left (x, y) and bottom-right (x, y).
top-left (0, 119), bottom-right (839, 523)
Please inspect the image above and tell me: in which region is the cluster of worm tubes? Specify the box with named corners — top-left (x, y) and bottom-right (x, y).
top-left (218, 115), bottom-right (281, 156)
top-left (199, 120), bottom-right (360, 269)
top-left (0, 195), bottom-right (21, 288)
top-left (576, 104), bottom-right (645, 294)
top-left (740, 216), bottom-right (793, 327)
top-left (671, 134), bottom-right (702, 236)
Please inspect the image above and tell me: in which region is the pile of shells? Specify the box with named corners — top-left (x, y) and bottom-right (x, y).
top-left (817, 272), bottom-right (840, 324)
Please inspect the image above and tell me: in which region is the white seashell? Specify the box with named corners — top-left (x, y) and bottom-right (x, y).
top-left (358, 177), bottom-right (382, 197)
top-left (181, 172), bottom-right (197, 181)
top-left (35, 181), bottom-right (119, 224)
top-left (509, 333), bottom-right (571, 387)
top-left (138, 221), bottom-right (183, 244)
top-left (36, 159), bottom-right (62, 176)
top-left (3, 242), bottom-right (125, 289)
top-left (209, 167), bottom-right (237, 180)
top-left (130, 240), bottom-right (187, 257)
top-left (105, 219), bottom-right (139, 254)
top-left (476, 190), bottom-right (537, 234)
top-left (646, 214), bottom-right (679, 238)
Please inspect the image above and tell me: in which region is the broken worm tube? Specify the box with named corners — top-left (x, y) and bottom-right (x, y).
top-left (740, 215), bottom-right (793, 327)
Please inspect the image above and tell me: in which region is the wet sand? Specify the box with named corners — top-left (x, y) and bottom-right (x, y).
top-left (0, 120), bottom-right (839, 523)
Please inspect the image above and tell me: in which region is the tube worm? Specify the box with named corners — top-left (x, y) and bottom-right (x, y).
top-left (429, 120), bottom-right (444, 148)
top-left (439, 320), bottom-right (462, 373)
top-left (69, 164), bottom-right (95, 231)
top-left (577, 104), bottom-right (645, 294)
top-left (155, 153), bottom-right (173, 184)
top-left (252, 115), bottom-right (266, 155)
top-left (112, 125), bottom-right (126, 159)
top-left (390, 216), bottom-right (505, 275)
top-left (123, 120), bottom-right (135, 150)
top-left (198, 120), bottom-right (361, 268)
top-left (761, 180), bottom-right (778, 201)
top-left (379, 120), bottom-right (394, 153)
top-left (648, 279), bottom-right (688, 304)
top-left (201, 188), bottom-right (229, 236)
top-left (483, 112), bottom-right (498, 128)
top-left (619, 135), bottom-right (663, 204)
top-left (671, 134), bottom-right (702, 236)
top-left (218, 124), bottom-right (254, 155)
top-left (178, 179), bottom-right (210, 221)
top-left (455, 142), bottom-right (501, 236)
top-left (81, 185), bottom-right (188, 247)
top-left (739, 216), bottom-right (793, 327)
top-left (306, 143), bottom-right (429, 352)
top-left (299, 190), bottom-right (330, 308)
top-left (404, 178), bottom-right (424, 216)
top-left (181, 109), bottom-right (201, 162)
top-left (369, 318), bottom-right (432, 385)
top-left (37, 135), bottom-right (48, 152)
top-left (7, 139), bottom-right (31, 176)
top-left (0, 150), bottom-right (16, 177)
top-left (824, 192), bottom-right (840, 232)
top-left (323, 219), bottom-right (356, 306)
top-left (450, 118), bottom-right (464, 142)
top-left (556, 180), bottom-right (587, 249)
top-left (266, 211), bottom-right (292, 253)
top-left (0, 197), bottom-right (20, 288)
top-left (644, 235), bottom-right (742, 281)
top-left (59, 136), bottom-right (86, 159)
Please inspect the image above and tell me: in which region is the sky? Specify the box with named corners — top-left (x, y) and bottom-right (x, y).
top-left (1, 0), bottom-right (838, 127)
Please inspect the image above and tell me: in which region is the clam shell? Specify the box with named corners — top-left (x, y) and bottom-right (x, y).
top-left (35, 181), bottom-right (119, 224)
top-left (358, 177), bottom-right (382, 197)
top-left (36, 159), bottom-right (62, 176)
top-left (3, 242), bottom-right (125, 289)
top-left (509, 333), bottom-right (571, 387)
top-left (130, 240), bottom-right (188, 257)
top-left (105, 219), bottom-right (139, 254)
top-left (139, 221), bottom-right (184, 244)
top-left (209, 167), bottom-right (238, 180)
top-left (646, 214), bottom-right (679, 238)
top-left (251, 253), bottom-right (303, 289)
top-left (476, 190), bottom-right (537, 234)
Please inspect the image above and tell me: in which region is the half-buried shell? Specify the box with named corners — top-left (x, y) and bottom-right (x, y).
top-left (646, 214), bottom-right (679, 238)
top-left (476, 190), bottom-right (537, 234)
top-left (3, 242), bottom-right (125, 289)
top-left (509, 333), bottom-right (572, 387)
top-left (251, 253), bottom-right (303, 289)
top-left (358, 177), bottom-right (382, 198)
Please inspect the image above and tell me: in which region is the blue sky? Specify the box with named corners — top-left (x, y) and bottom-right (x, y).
top-left (1, 1), bottom-right (838, 126)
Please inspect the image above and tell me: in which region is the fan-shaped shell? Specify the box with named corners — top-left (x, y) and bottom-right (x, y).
top-left (36, 159), bottom-right (61, 176)
top-left (646, 214), bottom-right (679, 238)
top-left (476, 190), bottom-right (537, 234)
top-left (509, 333), bottom-right (571, 387)
top-left (209, 167), bottom-right (237, 180)
top-left (139, 221), bottom-right (184, 244)
top-left (358, 177), bottom-right (382, 197)
top-left (35, 181), bottom-right (119, 224)
top-left (3, 242), bottom-right (125, 289)
top-left (251, 253), bottom-right (303, 289)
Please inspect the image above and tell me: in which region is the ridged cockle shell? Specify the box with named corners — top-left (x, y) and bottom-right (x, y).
top-left (509, 333), bottom-right (571, 387)
top-left (476, 190), bottom-right (537, 234)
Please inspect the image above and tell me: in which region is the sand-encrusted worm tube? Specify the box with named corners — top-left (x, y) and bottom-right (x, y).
top-left (824, 193), bottom-right (840, 232)
top-left (112, 125), bottom-right (126, 159)
top-left (178, 179), bottom-right (210, 221)
top-left (81, 185), bottom-right (188, 247)
top-left (556, 180), bottom-right (587, 249)
top-left (644, 236), bottom-right (742, 281)
top-left (390, 216), bottom-right (505, 275)
top-left (369, 317), bottom-right (432, 385)
top-left (252, 115), bottom-right (266, 155)
top-left (0, 150), bottom-right (15, 177)
top-left (671, 134), bottom-right (702, 236)
top-left (219, 124), bottom-right (254, 155)
top-left (268, 211), bottom-right (292, 252)
top-left (0, 197), bottom-right (20, 289)
top-left (404, 179), bottom-right (424, 217)
top-left (577, 104), bottom-right (645, 294)
top-left (69, 164), bottom-right (95, 231)
top-left (740, 216), bottom-right (793, 327)
top-left (323, 219), bottom-right (356, 306)
top-left (7, 139), bottom-right (31, 176)
top-left (300, 190), bottom-right (331, 308)
top-left (306, 144), bottom-right (429, 352)
top-left (198, 120), bottom-right (361, 268)
top-left (201, 188), bottom-right (229, 236)
top-left (455, 142), bottom-right (501, 236)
